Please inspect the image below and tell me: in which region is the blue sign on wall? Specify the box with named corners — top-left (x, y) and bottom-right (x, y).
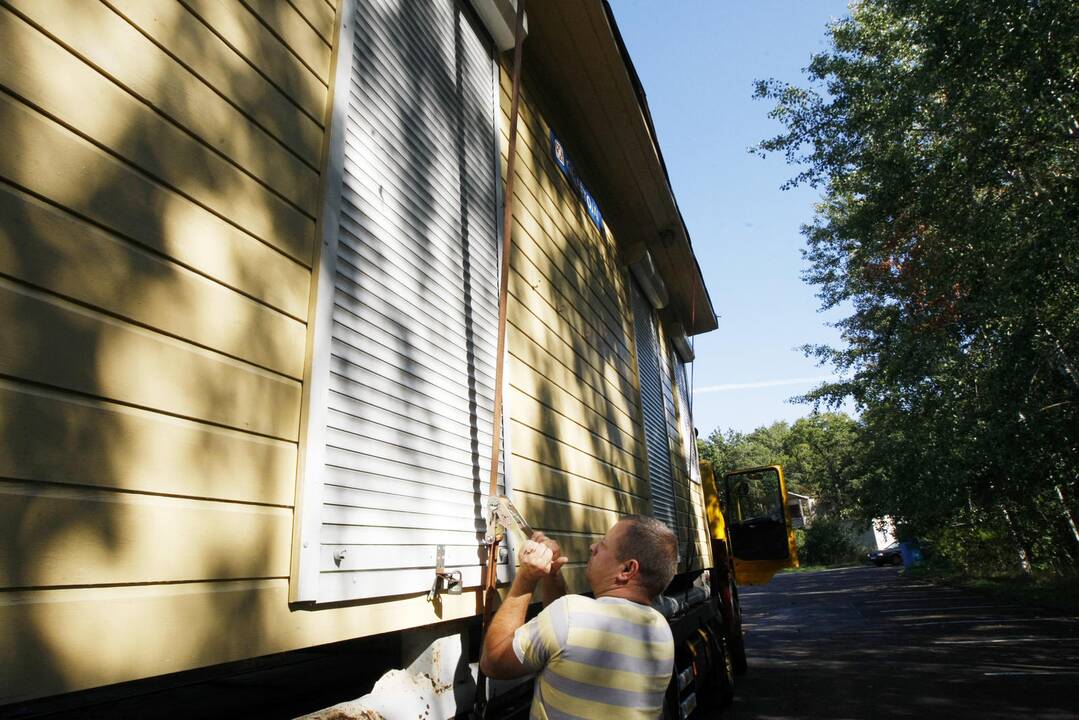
top-left (550, 130), bottom-right (604, 235)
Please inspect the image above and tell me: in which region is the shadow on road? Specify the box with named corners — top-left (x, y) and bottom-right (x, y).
top-left (718, 566), bottom-right (1079, 720)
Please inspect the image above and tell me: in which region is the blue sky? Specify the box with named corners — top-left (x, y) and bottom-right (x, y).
top-left (609, 0), bottom-right (853, 436)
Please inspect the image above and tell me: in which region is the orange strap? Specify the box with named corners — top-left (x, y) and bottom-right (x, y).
top-left (481, 0), bottom-right (527, 620)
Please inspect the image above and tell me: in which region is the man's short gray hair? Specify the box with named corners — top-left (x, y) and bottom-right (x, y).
top-left (617, 515), bottom-right (679, 598)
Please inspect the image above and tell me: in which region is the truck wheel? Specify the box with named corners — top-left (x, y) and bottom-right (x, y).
top-left (716, 623), bottom-right (735, 707)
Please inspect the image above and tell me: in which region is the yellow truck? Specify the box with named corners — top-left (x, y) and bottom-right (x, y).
top-left (653, 463), bottom-right (799, 717)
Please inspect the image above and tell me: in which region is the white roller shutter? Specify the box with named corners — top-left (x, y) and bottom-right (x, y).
top-left (630, 279), bottom-right (677, 531)
top-left (295, 0), bottom-right (506, 604)
top-left (672, 354), bottom-right (701, 484)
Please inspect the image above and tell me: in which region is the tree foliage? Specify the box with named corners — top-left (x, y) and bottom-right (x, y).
top-left (700, 413), bottom-right (869, 521)
top-left (799, 518), bottom-right (862, 566)
top-left (752, 0), bottom-right (1079, 574)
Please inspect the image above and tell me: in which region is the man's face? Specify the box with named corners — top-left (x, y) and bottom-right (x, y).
top-left (586, 520), bottom-right (630, 593)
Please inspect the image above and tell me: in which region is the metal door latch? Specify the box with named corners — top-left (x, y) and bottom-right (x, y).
top-left (427, 544), bottom-right (462, 601)
top-left (484, 495), bottom-right (534, 546)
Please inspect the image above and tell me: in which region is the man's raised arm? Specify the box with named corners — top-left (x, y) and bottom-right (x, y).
top-left (479, 533), bottom-right (568, 679)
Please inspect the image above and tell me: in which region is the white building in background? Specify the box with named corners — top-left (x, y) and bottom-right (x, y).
top-left (786, 490), bottom-right (896, 552)
top-left (787, 491), bottom-right (817, 529)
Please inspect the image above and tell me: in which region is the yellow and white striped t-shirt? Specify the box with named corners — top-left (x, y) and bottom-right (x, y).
top-left (512, 594), bottom-right (674, 720)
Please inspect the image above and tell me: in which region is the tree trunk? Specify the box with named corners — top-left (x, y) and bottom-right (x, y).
top-left (1056, 484), bottom-right (1079, 548)
top-left (1000, 504), bottom-right (1033, 575)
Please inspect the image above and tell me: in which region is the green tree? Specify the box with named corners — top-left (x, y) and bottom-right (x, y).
top-left (702, 421), bottom-right (790, 478)
top-left (784, 413), bottom-right (866, 520)
top-left (699, 414), bottom-right (870, 520)
top-left (753, 0), bottom-right (1079, 573)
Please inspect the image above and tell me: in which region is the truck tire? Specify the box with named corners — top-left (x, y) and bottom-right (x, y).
top-left (712, 619), bottom-right (736, 707)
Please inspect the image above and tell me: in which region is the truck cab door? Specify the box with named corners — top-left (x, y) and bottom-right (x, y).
top-left (723, 465), bottom-right (798, 584)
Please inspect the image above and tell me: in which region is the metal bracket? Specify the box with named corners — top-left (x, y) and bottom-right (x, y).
top-left (427, 544), bottom-right (462, 602)
top-left (484, 495), bottom-right (533, 546)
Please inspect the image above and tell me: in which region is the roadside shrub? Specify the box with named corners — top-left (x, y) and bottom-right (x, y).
top-left (801, 518), bottom-right (859, 566)
top-left (927, 523), bottom-right (1015, 575)
top-left (794, 528), bottom-right (807, 559)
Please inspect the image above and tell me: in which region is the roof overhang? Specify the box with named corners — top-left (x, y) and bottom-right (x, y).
top-left (521, 1), bottom-right (717, 336)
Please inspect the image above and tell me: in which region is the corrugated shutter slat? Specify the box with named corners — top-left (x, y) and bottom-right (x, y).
top-left (302, 0), bottom-right (502, 603)
top-left (631, 280), bottom-right (677, 530)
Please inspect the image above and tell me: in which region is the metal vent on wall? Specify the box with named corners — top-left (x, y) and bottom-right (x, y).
top-left (630, 278), bottom-right (678, 531)
top-left (297, 0), bottom-right (506, 604)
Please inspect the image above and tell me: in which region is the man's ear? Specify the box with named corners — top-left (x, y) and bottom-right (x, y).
top-left (619, 558), bottom-right (640, 582)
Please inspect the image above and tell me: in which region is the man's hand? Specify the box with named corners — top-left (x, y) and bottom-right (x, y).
top-left (518, 532), bottom-right (569, 581)
top-left (517, 538), bottom-right (552, 578)
top-left (481, 532), bottom-right (570, 680)
top-left (526, 532), bottom-right (568, 607)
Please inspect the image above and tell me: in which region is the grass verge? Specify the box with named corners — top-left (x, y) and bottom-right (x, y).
top-left (903, 563), bottom-right (1079, 614)
top-left (780, 561), bottom-right (864, 574)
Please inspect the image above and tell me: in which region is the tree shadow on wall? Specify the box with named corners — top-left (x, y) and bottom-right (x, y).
top-left (0, 0), bottom-right (328, 705)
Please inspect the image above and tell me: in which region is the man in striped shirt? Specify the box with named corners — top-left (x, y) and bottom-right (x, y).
top-left (480, 515), bottom-right (678, 719)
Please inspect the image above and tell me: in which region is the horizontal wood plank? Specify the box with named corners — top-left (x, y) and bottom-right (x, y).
top-left (509, 454), bottom-right (648, 516)
top-left (0, 378), bottom-right (297, 505)
top-left (508, 374), bottom-right (645, 464)
top-left (0, 480), bottom-right (292, 589)
top-left (0, 579), bottom-right (485, 703)
top-left (0, 184), bottom-right (305, 379)
top-left (509, 257), bottom-right (638, 405)
top-left (105, 0), bottom-right (324, 169)
top-left (0, 278), bottom-right (301, 439)
top-left (0, 95), bottom-right (309, 318)
top-left (181, 0), bottom-right (328, 121)
top-left (499, 88), bottom-right (632, 321)
top-left (515, 491), bottom-right (627, 536)
top-left (288, 0), bottom-right (336, 45)
top-left (3, 1), bottom-right (320, 236)
top-left (502, 137), bottom-right (633, 351)
top-left (243, 0), bottom-right (331, 81)
top-left (508, 318), bottom-right (639, 431)
top-left (509, 422), bottom-right (649, 499)
top-left (508, 388), bottom-right (646, 479)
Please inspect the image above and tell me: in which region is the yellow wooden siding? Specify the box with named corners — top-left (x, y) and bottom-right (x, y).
top-left (508, 304), bottom-right (639, 431)
top-left (0, 91), bottom-right (310, 319)
top-left (0, 0), bottom-right (715, 704)
top-left (0, 580), bottom-right (482, 703)
top-left (288, 0), bottom-right (337, 44)
top-left (0, 479), bottom-right (293, 588)
top-left (0, 279), bottom-right (301, 439)
top-left (497, 113), bottom-right (635, 355)
top-left (0, 379), bottom-right (297, 506)
top-left (0, 0), bottom-right (522, 705)
top-left (3, 2), bottom-right (319, 235)
top-left (500, 64), bottom-right (713, 581)
top-left (0, 184), bottom-right (305, 378)
top-left (508, 362), bottom-right (646, 462)
top-left (498, 73), bottom-right (633, 328)
top-left (0, 0), bottom-right (353, 704)
top-left (502, 65), bottom-right (663, 592)
top-left (104, 0), bottom-right (325, 171)
top-left (241, 0), bottom-right (333, 81)
top-left (182, 0), bottom-right (329, 121)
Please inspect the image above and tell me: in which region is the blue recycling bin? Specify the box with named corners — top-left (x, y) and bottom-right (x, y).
top-left (899, 541), bottom-right (924, 566)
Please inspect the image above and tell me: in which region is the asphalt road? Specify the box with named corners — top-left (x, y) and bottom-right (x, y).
top-left (720, 565), bottom-right (1079, 720)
